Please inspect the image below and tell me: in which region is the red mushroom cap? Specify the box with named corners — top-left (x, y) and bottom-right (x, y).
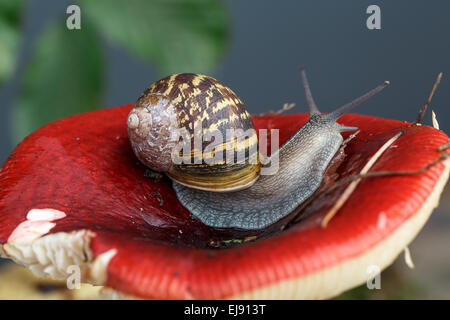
top-left (0, 104), bottom-right (448, 299)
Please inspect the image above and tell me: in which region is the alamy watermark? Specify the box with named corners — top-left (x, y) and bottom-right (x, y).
top-left (366, 5), bottom-right (381, 30)
top-left (66, 264), bottom-right (81, 290)
top-left (66, 5), bottom-right (81, 30)
top-left (366, 264), bottom-right (381, 290)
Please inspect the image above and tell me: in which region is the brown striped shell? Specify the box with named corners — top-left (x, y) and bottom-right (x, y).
top-left (127, 73), bottom-right (261, 192)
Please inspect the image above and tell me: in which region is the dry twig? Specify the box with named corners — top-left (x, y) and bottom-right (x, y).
top-left (321, 131), bottom-right (403, 227)
top-left (415, 72), bottom-right (443, 124)
top-left (258, 103), bottom-right (296, 116)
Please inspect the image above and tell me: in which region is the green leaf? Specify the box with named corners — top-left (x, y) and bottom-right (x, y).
top-left (79, 0), bottom-right (229, 75)
top-left (0, 0), bottom-right (25, 85)
top-left (11, 21), bottom-right (104, 143)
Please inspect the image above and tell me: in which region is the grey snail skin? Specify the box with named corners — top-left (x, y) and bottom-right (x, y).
top-left (127, 69), bottom-right (389, 230)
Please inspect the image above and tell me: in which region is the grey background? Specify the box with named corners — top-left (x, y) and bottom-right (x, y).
top-left (1, 0), bottom-right (450, 298)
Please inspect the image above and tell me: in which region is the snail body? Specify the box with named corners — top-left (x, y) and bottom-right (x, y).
top-left (128, 69), bottom-right (389, 230)
top-left (173, 115), bottom-right (344, 229)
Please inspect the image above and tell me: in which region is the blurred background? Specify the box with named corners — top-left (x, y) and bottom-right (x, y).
top-left (0, 0), bottom-right (449, 299)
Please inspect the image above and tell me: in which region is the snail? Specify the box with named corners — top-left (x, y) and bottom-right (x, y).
top-left (127, 70), bottom-right (389, 230)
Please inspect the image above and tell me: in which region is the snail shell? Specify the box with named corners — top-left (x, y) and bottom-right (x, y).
top-left (127, 73), bottom-right (260, 192)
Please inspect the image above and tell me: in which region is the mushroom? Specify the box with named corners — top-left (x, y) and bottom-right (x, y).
top-left (0, 104), bottom-right (448, 299)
